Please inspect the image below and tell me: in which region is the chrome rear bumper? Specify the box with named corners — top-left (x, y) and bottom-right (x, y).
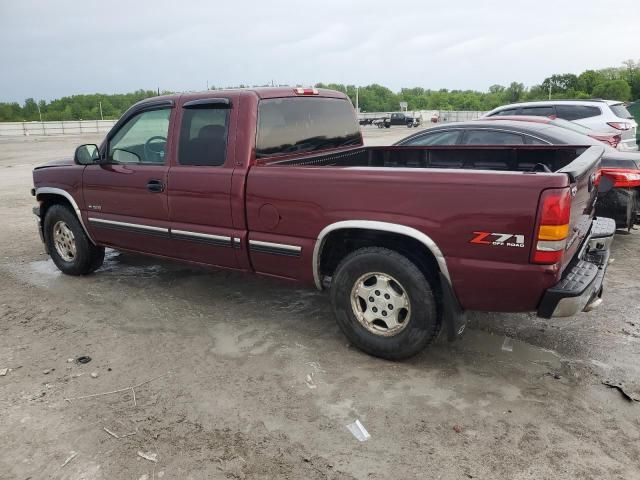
top-left (537, 217), bottom-right (615, 318)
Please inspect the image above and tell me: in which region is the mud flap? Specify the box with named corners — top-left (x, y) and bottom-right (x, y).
top-left (439, 272), bottom-right (467, 341)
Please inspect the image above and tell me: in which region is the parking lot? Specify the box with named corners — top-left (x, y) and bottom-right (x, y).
top-left (1, 131), bottom-right (639, 479)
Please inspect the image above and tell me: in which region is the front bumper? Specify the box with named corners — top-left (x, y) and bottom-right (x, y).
top-left (537, 217), bottom-right (616, 319)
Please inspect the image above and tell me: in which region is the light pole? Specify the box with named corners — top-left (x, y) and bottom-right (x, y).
top-left (99, 101), bottom-right (103, 120)
top-left (36, 101), bottom-right (43, 122)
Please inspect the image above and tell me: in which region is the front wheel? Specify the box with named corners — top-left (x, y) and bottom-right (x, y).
top-left (330, 247), bottom-right (441, 360)
top-left (44, 204), bottom-right (105, 275)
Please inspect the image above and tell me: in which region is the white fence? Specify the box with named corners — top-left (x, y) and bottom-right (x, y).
top-left (0, 120), bottom-right (117, 137)
top-left (438, 110), bottom-right (488, 122)
top-left (358, 110), bottom-right (488, 124)
top-left (1, 110), bottom-right (489, 137)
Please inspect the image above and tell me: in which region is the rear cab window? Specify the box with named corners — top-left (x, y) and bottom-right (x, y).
top-left (256, 97), bottom-right (361, 158)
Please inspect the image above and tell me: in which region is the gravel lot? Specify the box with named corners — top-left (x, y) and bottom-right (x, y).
top-left (1, 129), bottom-right (639, 480)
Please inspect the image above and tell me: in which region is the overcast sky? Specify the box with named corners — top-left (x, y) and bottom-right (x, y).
top-left (0, 0), bottom-right (638, 102)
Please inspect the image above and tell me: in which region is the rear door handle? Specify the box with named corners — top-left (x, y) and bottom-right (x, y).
top-left (146, 179), bottom-right (165, 193)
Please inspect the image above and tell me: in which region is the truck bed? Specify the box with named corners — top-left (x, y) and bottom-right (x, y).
top-left (264, 145), bottom-right (594, 178)
top-left (247, 145), bottom-right (603, 312)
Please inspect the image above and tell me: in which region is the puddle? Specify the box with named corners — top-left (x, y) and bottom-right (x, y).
top-left (97, 250), bottom-right (165, 278)
top-left (455, 329), bottom-right (562, 369)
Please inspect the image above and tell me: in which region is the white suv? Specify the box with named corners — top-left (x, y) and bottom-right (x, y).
top-left (485, 100), bottom-right (638, 151)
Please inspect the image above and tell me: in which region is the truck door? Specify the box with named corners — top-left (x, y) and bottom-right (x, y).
top-left (83, 102), bottom-right (174, 256)
top-left (167, 97), bottom-right (239, 269)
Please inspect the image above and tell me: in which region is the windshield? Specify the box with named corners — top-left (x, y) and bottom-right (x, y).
top-left (549, 118), bottom-right (593, 135)
top-left (609, 103), bottom-right (633, 119)
top-left (256, 97), bottom-right (362, 158)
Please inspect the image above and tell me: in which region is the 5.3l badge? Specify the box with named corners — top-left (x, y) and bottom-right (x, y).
top-left (470, 232), bottom-right (525, 248)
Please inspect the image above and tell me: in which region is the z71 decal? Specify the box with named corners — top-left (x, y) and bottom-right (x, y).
top-left (470, 232), bottom-right (525, 248)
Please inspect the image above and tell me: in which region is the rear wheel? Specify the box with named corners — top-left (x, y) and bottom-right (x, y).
top-left (44, 204), bottom-right (105, 275)
top-left (330, 247), bottom-right (440, 360)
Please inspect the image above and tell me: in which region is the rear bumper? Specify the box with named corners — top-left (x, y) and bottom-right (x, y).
top-left (537, 217), bottom-right (615, 319)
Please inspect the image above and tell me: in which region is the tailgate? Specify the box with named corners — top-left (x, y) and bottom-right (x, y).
top-left (557, 146), bottom-right (604, 270)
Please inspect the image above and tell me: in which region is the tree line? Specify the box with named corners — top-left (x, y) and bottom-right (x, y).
top-left (1, 61), bottom-right (639, 122)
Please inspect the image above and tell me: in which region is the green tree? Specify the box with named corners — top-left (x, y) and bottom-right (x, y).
top-left (592, 80), bottom-right (631, 101)
top-left (504, 82), bottom-right (525, 103)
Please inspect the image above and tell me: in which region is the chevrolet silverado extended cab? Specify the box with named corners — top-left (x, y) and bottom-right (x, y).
top-left (32, 87), bottom-right (615, 359)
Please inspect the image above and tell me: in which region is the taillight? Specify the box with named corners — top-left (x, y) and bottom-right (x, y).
top-left (607, 121), bottom-right (632, 131)
top-left (597, 168), bottom-right (640, 188)
top-left (294, 87), bottom-right (319, 95)
top-left (532, 188), bottom-right (571, 265)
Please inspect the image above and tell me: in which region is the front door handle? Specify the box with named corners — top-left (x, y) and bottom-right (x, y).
top-left (146, 179), bottom-right (165, 193)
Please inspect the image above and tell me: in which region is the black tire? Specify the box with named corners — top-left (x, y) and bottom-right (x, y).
top-left (330, 247), bottom-right (440, 360)
top-left (44, 204), bottom-right (105, 275)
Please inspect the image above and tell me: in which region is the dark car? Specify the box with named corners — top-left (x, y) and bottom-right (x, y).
top-left (395, 120), bottom-right (640, 229)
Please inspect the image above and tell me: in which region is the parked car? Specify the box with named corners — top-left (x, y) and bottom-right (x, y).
top-left (396, 120), bottom-right (640, 229)
top-left (483, 115), bottom-right (622, 148)
top-left (32, 88), bottom-right (614, 360)
top-left (484, 100), bottom-right (639, 152)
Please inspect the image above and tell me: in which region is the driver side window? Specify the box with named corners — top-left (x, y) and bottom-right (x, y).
top-left (108, 108), bottom-right (171, 164)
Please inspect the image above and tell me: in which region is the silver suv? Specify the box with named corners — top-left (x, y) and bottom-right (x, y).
top-left (485, 100), bottom-right (638, 151)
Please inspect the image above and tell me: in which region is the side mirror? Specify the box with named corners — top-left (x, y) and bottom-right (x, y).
top-left (74, 144), bottom-right (100, 165)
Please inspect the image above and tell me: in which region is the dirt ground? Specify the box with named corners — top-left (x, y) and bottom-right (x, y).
top-left (1, 132), bottom-right (639, 480)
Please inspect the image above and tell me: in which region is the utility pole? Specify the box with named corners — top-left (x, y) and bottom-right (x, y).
top-left (548, 83), bottom-right (552, 100)
top-left (99, 101), bottom-right (103, 120)
top-left (36, 101), bottom-right (42, 122)
top-left (355, 87), bottom-right (359, 113)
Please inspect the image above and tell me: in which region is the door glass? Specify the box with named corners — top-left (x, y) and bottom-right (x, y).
top-left (463, 130), bottom-right (525, 144)
top-left (555, 105), bottom-right (601, 121)
top-left (520, 106), bottom-right (555, 117)
top-left (404, 130), bottom-right (460, 145)
top-left (178, 107), bottom-right (229, 166)
top-left (108, 108), bottom-right (171, 164)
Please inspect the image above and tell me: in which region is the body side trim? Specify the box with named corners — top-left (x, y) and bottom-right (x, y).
top-left (89, 217), bottom-right (169, 233)
top-left (35, 187), bottom-right (96, 244)
top-left (312, 220), bottom-right (452, 290)
top-left (248, 239), bottom-right (302, 257)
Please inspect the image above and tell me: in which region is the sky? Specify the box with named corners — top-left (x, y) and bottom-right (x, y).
top-left (0, 0), bottom-right (638, 102)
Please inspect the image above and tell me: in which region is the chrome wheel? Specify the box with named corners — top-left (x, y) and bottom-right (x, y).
top-left (350, 272), bottom-right (411, 336)
top-left (53, 220), bottom-right (76, 262)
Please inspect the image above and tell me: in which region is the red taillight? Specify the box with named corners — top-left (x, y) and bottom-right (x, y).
top-left (597, 168), bottom-right (640, 188)
top-left (607, 121), bottom-right (632, 131)
top-left (532, 188), bottom-right (572, 265)
top-left (294, 87), bottom-right (319, 96)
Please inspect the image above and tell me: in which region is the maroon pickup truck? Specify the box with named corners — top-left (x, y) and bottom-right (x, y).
top-left (31, 87), bottom-right (616, 359)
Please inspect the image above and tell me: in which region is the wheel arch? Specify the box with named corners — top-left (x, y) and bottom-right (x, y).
top-left (35, 187), bottom-right (96, 245)
top-left (313, 220), bottom-right (451, 291)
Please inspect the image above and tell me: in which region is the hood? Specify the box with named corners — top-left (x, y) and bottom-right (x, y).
top-left (33, 157), bottom-right (75, 170)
